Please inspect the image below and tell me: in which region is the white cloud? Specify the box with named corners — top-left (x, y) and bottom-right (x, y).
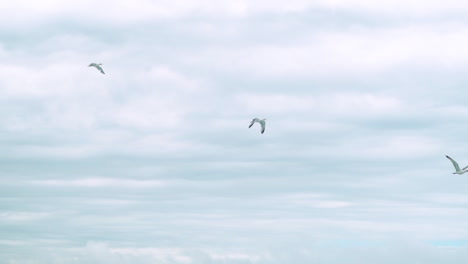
top-left (283, 193), bottom-right (354, 208)
top-left (337, 135), bottom-right (441, 159)
top-left (318, 0), bottom-right (468, 16)
top-left (0, 54), bottom-right (201, 136)
top-left (3, 1), bottom-right (468, 263)
top-left (63, 242), bottom-right (273, 264)
top-left (5, 241), bottom-right (468, 264)
top-left (426, 194), bottom-right (468, 206)
top-left (28, 178), bottom-right (167, 188)
top-left (187, 24), bottom-right (468, 77)
top-left (237, 93), bottom-right (402, 117)
top-left (0, 0), bottom-right (302, 25)
top-left (0, 212), bottom-right (52, 222)
top-left (4, 0), bottom-right (468, 27)
top-left (148, 66), bottom-right (202, 92)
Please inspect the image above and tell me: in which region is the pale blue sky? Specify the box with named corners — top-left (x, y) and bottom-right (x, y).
top-left (2, 0), bottom-right (468, 263)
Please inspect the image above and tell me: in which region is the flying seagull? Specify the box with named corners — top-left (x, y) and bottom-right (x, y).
top-left (249, 118), bottom-right (266, 134)
top-left (445, 155), bottom-right (468, 174)
top-left (89, 63), bottom-right (105, 74)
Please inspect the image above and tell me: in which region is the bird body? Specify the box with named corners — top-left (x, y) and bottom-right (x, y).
top-left (446, 155), bottom-right (468, 174)
top-left (249, 118), bottom-right (266, 134)
top-left (89, 63), bottom-right (105, 74)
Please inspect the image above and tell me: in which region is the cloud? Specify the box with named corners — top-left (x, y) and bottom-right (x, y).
top-left (184, 24), bottom-right (468, 78)
top-left (279, 193), bottom-right (354, 208)
top-left (4, 0), bottom-right (468, 28)
top-left (237, 93), bottom-right (402, 117)
top-left (28, 178), bottom-right (167, 188)
top-left (0, 0), bottom-right (310, 26)
top-left (0, 212), bottom-right (52, 222)
top-left (5, 240), bottom-right (468, 264)
top-left (2, 1), bottom-right (468, 263)
top-left (319, 0), bottom-right (468, 16)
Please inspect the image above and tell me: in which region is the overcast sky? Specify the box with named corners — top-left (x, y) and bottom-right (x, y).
top-left (2, 0), bottom-right (468, 263)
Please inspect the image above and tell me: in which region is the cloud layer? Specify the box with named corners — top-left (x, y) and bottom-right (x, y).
top-left (2, 0), bottom-right (468, 263)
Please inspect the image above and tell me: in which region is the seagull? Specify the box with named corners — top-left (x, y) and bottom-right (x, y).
top-left (445, 155), bottom-right (468, 174)
top-left (249, 118), bottom-right (266, 134)
top-left (89, 63), bottom-right (105, 74)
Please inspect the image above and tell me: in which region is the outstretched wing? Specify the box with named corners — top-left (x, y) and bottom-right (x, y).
top-left (446, 155), bottom-right (461, 171)
top-left (89, 63), bottom-right (105, 74)
top-left (259, 120), bottom-right (266, 134)
top-left (95, 65), bottom-right (105, 74)
top-left (248, 118), bottom-right (256, 128)
top-left (462, 165), bottom-right (468, 170)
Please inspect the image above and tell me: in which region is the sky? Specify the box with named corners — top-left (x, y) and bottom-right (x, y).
top-left (2, 0), bottom-right (468, 263)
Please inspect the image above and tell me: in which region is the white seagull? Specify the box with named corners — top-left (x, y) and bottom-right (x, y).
top-left (89, 63), bottom-right (105, 74)
top-left (249, 118), bottom-right (266, 134)
top-left (446, 155), bottom-right (468, 175)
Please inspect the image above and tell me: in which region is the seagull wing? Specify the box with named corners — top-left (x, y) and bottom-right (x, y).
top-left (89, 63), bottom-right (105, 74)
top-left (248, 118), bottom-right (256, 128)
top-left (95, 64), bottom-right (105, 74)
top-left (446, 155), bottom-right (461, 171)
top-left (259, 120), bottom-right (266, 134)
top-left (462, 165), bottom-right (468, 170)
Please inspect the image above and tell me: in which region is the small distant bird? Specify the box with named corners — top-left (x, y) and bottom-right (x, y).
top-left (249, 118), bottom-right (266, 134)
top-left (89, 63), bottom-right (105, 74)
top-left (446, 155), bottom-right (468, 174)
